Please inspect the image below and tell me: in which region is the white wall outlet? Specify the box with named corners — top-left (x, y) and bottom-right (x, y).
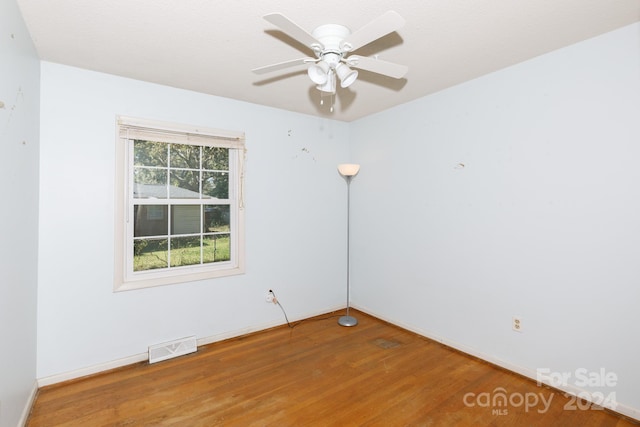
top-left (512, 316), bottom-right (523, 332)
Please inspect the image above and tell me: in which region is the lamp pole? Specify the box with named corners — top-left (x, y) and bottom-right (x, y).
top-left (337, 164), bottom-right (360, 327)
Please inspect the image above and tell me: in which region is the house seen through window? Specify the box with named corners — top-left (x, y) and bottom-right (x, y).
top-left (115, 117), bottom-right (245, 291)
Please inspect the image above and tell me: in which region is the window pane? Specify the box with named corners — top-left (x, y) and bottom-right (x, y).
top-left (134, 168), bottom-right (167, 199)
top-left (170, 236), bottom-right (202, 267)
top-left (170, 170), bottom-right (200, 198)
top-left (202, 172), bottom-right (229, 199)
top-left (134, 140), bottom-right (167, 167)
top-left (120, 118), bottom-right (244, 288)
top-left (133, 238), bottom-right (168, 271)
top-left (203, 234), bottom-right (230, 263)
top-left (134, 205), bottom-right (168, 237)
top-left (203, 147), bottom-right (228, 170)
top-left (204, 205), bottom-right (230, 232)
top-left (171, 205), bottom-right (200, 235)
top-left (170, 143), bottom-right (200, 169)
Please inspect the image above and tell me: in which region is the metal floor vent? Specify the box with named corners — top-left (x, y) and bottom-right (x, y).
top-left (148, 335), bottom-right (197, 364)
top-left (372, 338), bottom-right (402, 349)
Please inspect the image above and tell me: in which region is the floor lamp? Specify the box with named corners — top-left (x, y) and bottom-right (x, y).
top-left (337, 163), bottom-right (360, 327)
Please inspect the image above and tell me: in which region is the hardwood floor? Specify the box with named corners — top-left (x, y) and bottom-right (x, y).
top-left (27, 310), bottom-right (636, 426)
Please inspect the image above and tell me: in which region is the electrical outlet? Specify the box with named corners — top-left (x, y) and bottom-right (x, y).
top-left (512, 316), bottom-right (523, 332)
top-left (266, 290), bottom-right (275, 303)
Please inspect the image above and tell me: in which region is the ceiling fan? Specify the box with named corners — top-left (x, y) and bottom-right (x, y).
top-left (252, 11), bottom-right (408, 96)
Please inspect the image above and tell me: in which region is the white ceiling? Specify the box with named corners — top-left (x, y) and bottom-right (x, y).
top-left (16, 0), bottom-right (640, 122)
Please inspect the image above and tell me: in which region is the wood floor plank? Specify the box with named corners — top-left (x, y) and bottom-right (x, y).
top-left (27, 310), bottom-right (637, 426)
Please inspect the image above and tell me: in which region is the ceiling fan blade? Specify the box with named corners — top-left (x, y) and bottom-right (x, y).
top-left (340, 11), bottom-right (405, 52)
top-left (263, 13), bottom-right (324, 52)
top-left (252, 57), bottom-right (316, 75)
top-left (346, 55), bottom-right (408, 79)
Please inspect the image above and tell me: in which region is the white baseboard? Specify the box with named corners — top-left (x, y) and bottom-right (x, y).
top-left (352, 304), bottom-right (640, 423)
top-left (37, 305), bottom-right (345, 388)
top-left (198, 304), bottom-right (344, 346)
top-left (611, 402), bottom-right (640, 423)
top-left (18, 380), bottom-right (38, 426)
top-left (37, 353), bottom-right (148, 388)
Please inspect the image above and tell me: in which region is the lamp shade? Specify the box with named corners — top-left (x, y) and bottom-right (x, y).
top-left (308, 60), bottom-right (330, 85)
top-left (316, 70), bottom-right (336, 93)
top-left (335, 63), bottom-right (358, 88)
top-left (338, 163), bottom-right (360, 177)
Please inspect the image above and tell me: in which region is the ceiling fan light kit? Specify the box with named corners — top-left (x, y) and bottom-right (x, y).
top-left (253, 11), bottom-right (408, 109)
top-left (308, 60), bottom-right (331, 84)
top-left (317, 71), bottom-right (336, 93)
top-left (335, 63), bottom-right (358, 88)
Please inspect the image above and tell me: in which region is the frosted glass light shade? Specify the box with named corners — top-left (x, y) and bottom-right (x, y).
top-left (335, 63), bottom-right (358, 88)
top-left (308, 61), bottom-right (330, 85)
top-left (338, 163), bottom-right (360, 177)
top-left (317, 70), bottom-right (336, 93)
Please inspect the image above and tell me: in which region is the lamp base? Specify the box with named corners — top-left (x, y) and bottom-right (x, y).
top-left (338, 315), bottom-right (358, 327)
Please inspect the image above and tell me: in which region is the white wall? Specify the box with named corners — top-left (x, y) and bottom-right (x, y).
top-left (37, 62), bottom-right (350, 379)
top-left (351, 23), bottom-right (640, 417)
top-left (31, 15), bottom-right (640, 422)
top-left (0, 0), bottom-right (40, 425)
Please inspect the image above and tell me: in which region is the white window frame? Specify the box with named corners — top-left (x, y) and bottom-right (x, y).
top-left (114, 116), bottom-right (245, 291)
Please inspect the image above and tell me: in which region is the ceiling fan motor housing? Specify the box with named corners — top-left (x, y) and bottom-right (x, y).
top-left (311, 24), bottom-right (352, 66)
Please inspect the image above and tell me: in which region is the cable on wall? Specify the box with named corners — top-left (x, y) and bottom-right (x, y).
top-left (268, 289), bottom-right (340, 329)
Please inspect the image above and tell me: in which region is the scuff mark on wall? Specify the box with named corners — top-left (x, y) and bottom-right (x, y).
top-left (287, 128), bottom-right (316, 162)
top-left (2, 86), bottom-right (24, 137)
top-left (293, 147), bottom-right (316, 162)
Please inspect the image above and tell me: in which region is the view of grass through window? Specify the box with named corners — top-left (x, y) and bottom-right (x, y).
top-left (132, 139), bottom-right (231, 272)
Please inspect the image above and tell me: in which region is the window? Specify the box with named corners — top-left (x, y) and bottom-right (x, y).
top-left (115, 116), bottom-right (245, 291)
